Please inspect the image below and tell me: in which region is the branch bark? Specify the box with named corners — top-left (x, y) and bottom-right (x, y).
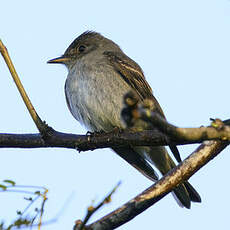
top-left (0, 118), bottom-right (229, 151)
top-left (0, 130), bottom-right (204, 149)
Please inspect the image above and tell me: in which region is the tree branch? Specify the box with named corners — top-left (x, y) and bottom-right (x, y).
top-left (0, 39), bottom-right (47, 134)
top-left (0, 130), bottom-right (192, 149)
top-left (0, 118), bottom-right (229, 150)
top-left (74, 182), bottom-right (121, 230)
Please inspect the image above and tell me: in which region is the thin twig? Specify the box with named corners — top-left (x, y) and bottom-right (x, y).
top-left (0, 40), bottom-right (45, 134)
top-left (38, 188), bottom-right (48, 230)
top-left (141, 109), bottom-right (230, 141)
top-left (74, 182), bottom-right (121, 230)
top-left (122, 92), bottom-right (230, 142)
top-left (21, 195), bottom-right (40, 217)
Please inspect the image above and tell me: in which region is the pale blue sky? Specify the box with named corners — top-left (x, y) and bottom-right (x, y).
top-left (0, 1), bottom-right (230, 229)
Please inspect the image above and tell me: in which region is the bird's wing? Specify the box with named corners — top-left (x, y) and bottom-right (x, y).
top-left (103, 51), bottom-right (164, 116)
top-left (104, 51), bottom-right (182, 163)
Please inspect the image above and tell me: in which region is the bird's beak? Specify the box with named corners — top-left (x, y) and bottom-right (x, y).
top-left (47, 55), bottom-right (70, 64)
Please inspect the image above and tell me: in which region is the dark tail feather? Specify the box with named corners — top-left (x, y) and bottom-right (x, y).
top-left (184, 181), bottom-right (202, 203)
top-left (173, 184), bottom-right (191, 209)
top-left (172, 181), bottom-right (201, 209)
top-left (169, 145), bottom-right (182, 163)
top-left (112, 147), bottom-right (159, 181)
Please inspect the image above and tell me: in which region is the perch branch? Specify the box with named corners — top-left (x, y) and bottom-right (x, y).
top-left (0, 118), bottom-right (229, 150)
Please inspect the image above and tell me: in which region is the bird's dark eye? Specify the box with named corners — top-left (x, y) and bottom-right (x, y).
top-left (78, 45), bottom-right (86, 53)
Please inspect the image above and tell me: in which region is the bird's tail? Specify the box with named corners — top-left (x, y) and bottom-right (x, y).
top-left (112, 145), bottom-right (201, 208)
top-left (142, 146), bottom-right (201, 208)
top-left (172, 182), bottom-right (201, 208)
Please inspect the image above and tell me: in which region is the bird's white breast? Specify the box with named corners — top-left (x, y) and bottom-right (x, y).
top-left (65, 60), bottom-right (131, 132)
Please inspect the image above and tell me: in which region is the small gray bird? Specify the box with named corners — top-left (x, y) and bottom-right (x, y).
top-left (48, 31), bottom-right (201, 208)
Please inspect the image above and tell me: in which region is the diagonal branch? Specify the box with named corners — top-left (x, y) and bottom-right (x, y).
top-left (83, 140), bottom-right (228, 230)
top-left (0, 39), bottom-right (47, 134)
top-left (74, 182), bottom-right (121, 230)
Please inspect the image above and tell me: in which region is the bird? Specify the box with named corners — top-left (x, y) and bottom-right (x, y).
top-left (48, 31), bottom-right (201, 208)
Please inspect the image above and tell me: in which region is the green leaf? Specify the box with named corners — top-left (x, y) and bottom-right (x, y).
top-left (0, 184), bottom-right (7, 190)
top-left (13, 218), bottom-right (31, 227)
top-left (34, 191), bottom-right (41, 195)
top-left (3, 180), bottom-right (16, 186)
